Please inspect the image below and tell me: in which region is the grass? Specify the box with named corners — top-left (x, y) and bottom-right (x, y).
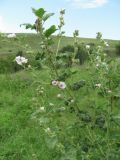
top-left (0, 70), bottom-right (53, 160)
top-left (0, 33), bottom-right (119, 56)
top-left (0, 65), bottom-right (120, 159)
top-left (0, 33), bottom-right (120, 159)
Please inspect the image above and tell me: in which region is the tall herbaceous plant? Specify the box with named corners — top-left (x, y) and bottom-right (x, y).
top-left (14, 7), bottom-right (120, 160)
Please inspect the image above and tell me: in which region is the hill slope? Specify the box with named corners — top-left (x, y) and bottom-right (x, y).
top-left (0, 33), bottom-right (119, 56)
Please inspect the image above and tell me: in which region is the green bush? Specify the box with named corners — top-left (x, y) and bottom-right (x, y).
top-left (115, 42), bottom-right (120, 56)
top-left (0, 55), bottom-right (22, 74)
top-left (76, 44), bottom-right (88, 65)
top-left (0, 52), bottom-right (43, 74)
top-left (59, 44), bottom-right (89, 65)
top-left (59, 45), bottom-right (74, 53)
top-left (0, 51), bottom-right (26, 74)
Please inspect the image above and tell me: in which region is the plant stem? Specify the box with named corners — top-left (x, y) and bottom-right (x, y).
top-left (56, 29), bottom-right (62, 57)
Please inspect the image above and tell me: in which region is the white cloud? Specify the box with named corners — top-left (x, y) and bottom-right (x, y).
top-left (67, 0), bottom-right (108, 9)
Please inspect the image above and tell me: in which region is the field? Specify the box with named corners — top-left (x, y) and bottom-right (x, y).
top-left (0, 32), bottom-right (120, 160)
top-left (1, 2), bottom-right (120, 160)
top-left (0, 5), bottom-right (120, 159)
top-left (0, 33), bottom-right (119, 56)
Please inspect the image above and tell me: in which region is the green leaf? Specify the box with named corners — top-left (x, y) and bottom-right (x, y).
top-left (20, 23), bottom-right (36, 30)
top-left (32, 8), bottom-right (46, 18)
top-left (44, 25), bottom-right (57, 38)
top-left (43, 13), bottom-right (54, 22)
top-left (47, 38), bottom-right (54, 45)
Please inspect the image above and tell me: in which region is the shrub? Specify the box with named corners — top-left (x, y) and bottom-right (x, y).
top-left (59, 45), bottom-right (74, 53)
top-left (0, 55), bottom-right (19, 73)
top-left (59, 44), bottom-right (89, 65)
top-left (115, 42), bottom-right (120, 56)
top-left (76, 43), bottom-right (88, 65)
top-left (0, 51), bottom-right (27, 74)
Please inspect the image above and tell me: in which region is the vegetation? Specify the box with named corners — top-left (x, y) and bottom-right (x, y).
top-left (115, 42), bottom-right (120, 56)
top-left (0, 33), bottom-right (119, 56)
top-left (0, 7), bottom-right (120, 160)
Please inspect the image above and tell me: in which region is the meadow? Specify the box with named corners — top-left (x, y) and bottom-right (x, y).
top-left (0, 7), bottom-right (120, 160)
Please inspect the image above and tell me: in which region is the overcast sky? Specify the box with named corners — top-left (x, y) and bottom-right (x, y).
top-left (0, 0), bottom-right (120, 40)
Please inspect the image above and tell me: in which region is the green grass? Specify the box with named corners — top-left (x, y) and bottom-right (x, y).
top-left (0, 66), bottom-right (120, 159)
top-left (0, 33), bottom-right (119, 56)
top-left (0, 33), bottom-right (120, 159)
top-left (0, 70), bottom-right (53, 160)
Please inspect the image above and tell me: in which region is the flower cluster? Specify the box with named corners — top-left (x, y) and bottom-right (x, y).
top-left (93, 33), bottom-right (109, 71)
top-left (96, 32), bottom-right (109, 47)
top-left (52, 80), bottom-right (66, 89)
top-left (15, 56), bottom-right (28, 65)
top-left (58, 9), bottom-right (65, 29)
top-left (95, 52), bottom-right (108, 71)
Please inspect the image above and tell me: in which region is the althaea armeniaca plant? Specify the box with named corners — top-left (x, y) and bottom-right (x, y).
top-left (14, 7), bottom-right (120, 160)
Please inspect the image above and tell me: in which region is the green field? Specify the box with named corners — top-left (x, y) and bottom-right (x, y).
top-left (0, 33), bottom-right (120, 160)
top-left (0, 33), bottom-right (119, 56)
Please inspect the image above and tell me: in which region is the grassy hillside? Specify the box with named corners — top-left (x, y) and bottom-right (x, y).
top-left (0, 33), bottom-right (120, 159)
top-left (0, 65), bottom-right (120, 159)
top-left (0, 33), bottom-right (119, 56)
top-left (0, 70), bottom-right (53, 160)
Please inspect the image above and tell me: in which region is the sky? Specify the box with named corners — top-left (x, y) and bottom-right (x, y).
top-left (0, 0), bottom-right (120, 40)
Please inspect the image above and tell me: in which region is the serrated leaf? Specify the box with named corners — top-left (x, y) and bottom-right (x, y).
top-left (44, 25), bottom-right (57, 38)
top-left (43, 13), bottom-right (54, 22)
top-left (32, 8), bottom-right (46, 18)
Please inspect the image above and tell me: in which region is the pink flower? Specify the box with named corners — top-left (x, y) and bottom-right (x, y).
top-left (15, 56), bottom-right (28, 65)
top-left (52, 80), bottom-right (59, 86)
top-left (58, 82), bottom-right (66, 89)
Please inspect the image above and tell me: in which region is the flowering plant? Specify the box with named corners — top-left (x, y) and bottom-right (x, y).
top-left (15, 7), bottom-right (120, 160)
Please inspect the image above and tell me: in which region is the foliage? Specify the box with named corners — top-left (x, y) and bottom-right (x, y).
top-left (44, 25), bottom-right (57, 38)
top-left (59, 45), bottom-right (74, 53)
top-left (0, 55), bottom-right (21, 73)
top-left (59, 44), bottom-right (89, 65)
top-left (0, 7), bottom-right (120, 160)
top-left (115, 42), bottom-right (120, 56)
top-left (76, 44), bottom-right (88, 64)
top-left (21, 8), bottom-right (56, 35)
